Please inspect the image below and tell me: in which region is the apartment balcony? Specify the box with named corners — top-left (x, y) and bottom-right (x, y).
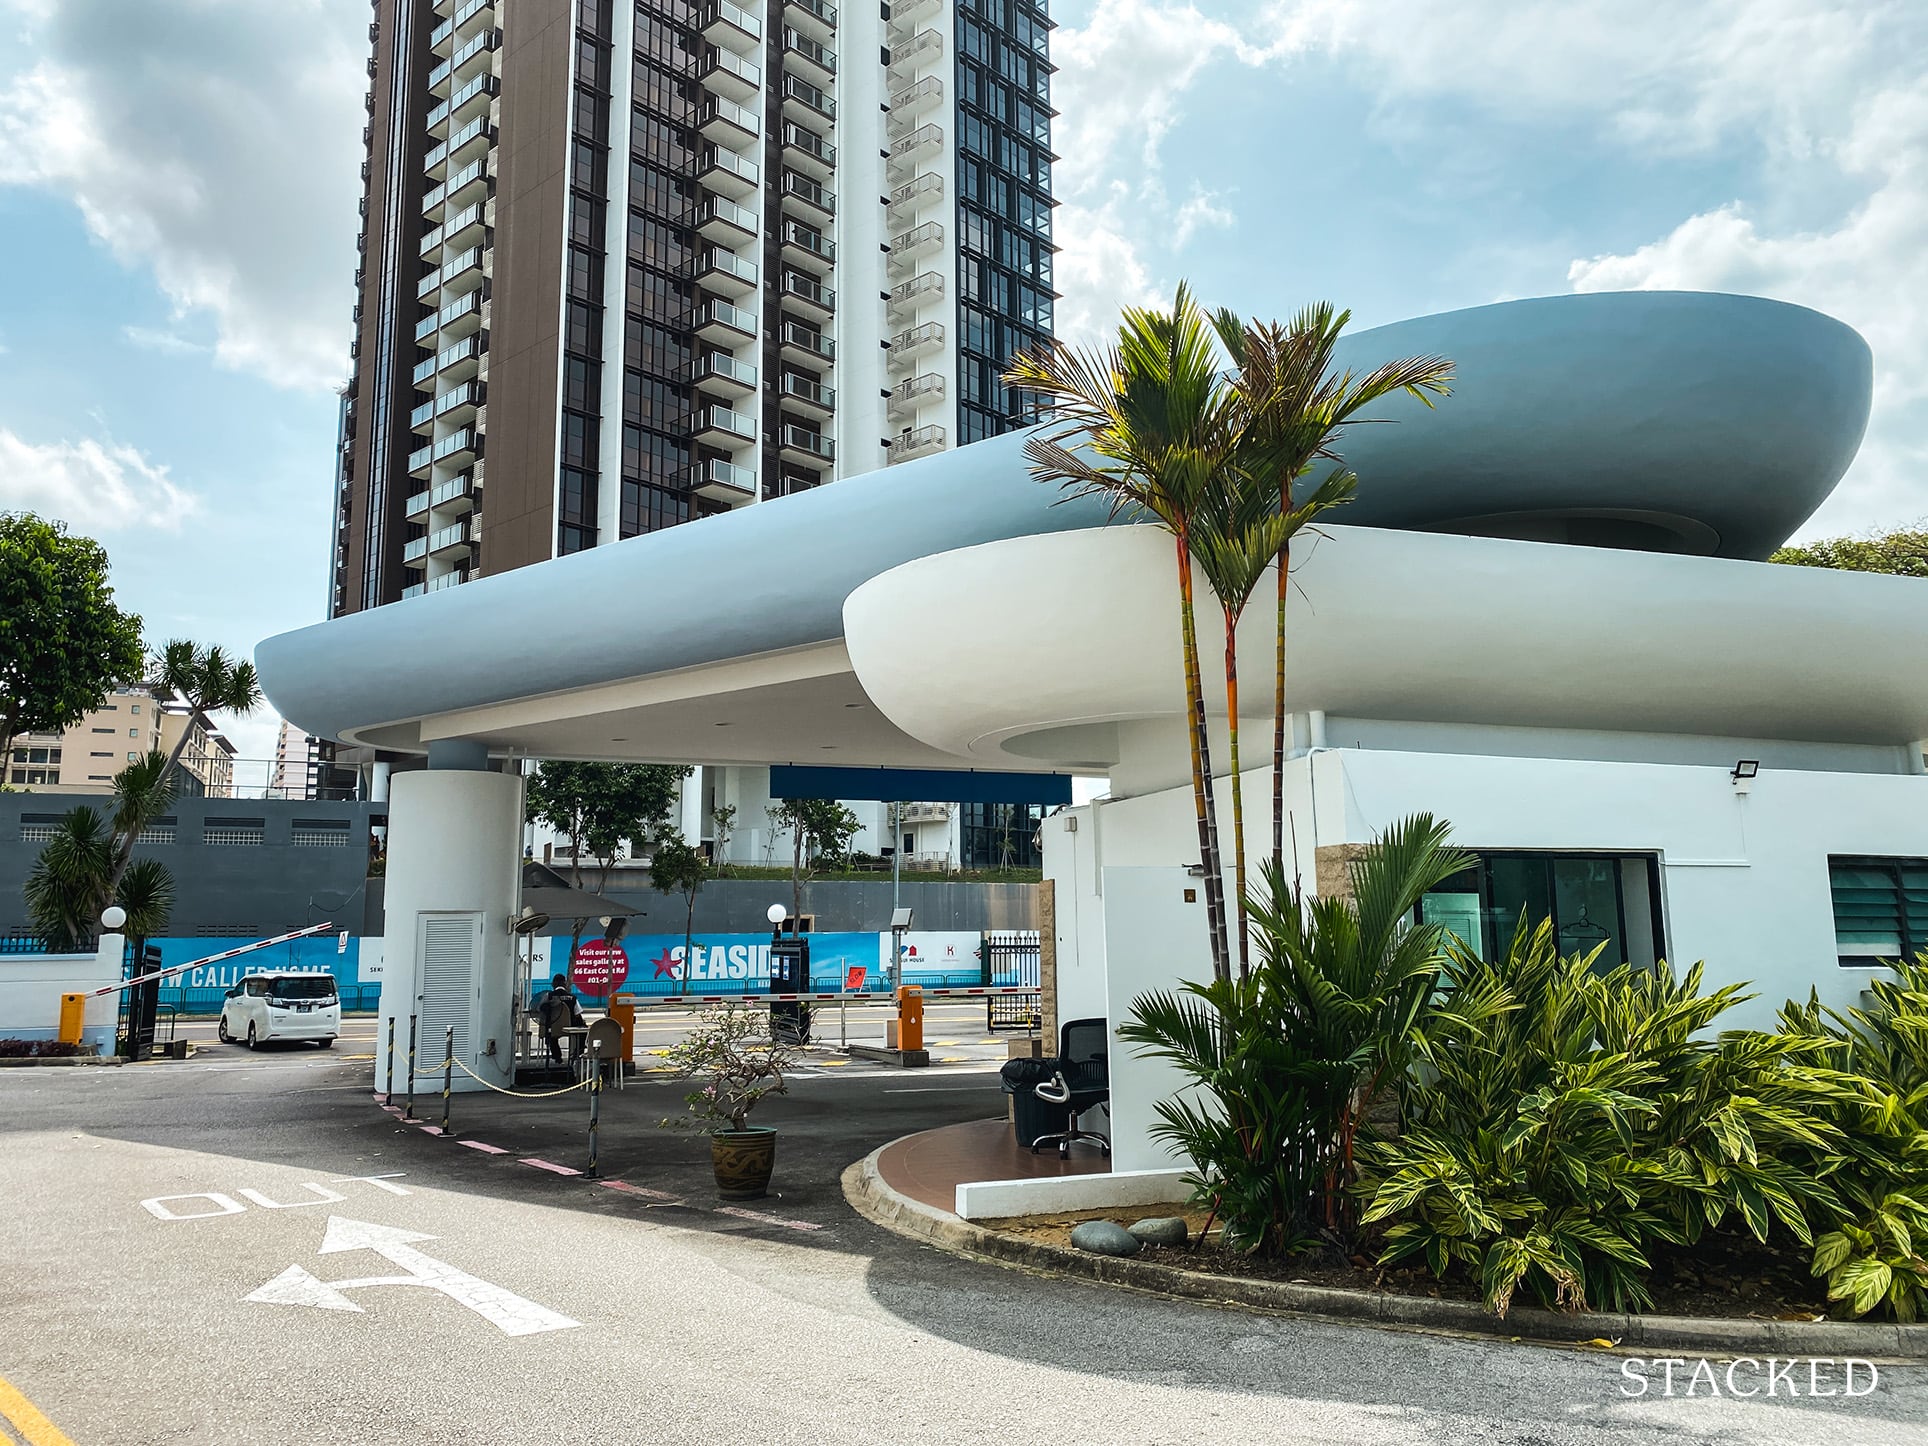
top-left (426, 518), bottom-right (475, 560)
top-left (782, 0), bottom-right (837, 41)
top-left (418, 244), bottom-right (486, 302)
top-left (778, 321), bottom-right (834, 365)
top-left (413, 332), bottom-right (485, 390)
top-left (696, 247), bottom-right (758, 297)
top-left (414, 287), bottom-right (485, 344)
top-left (430, 425), bottom-right (480, 471)
top-left (887, 27), bottom-right (944, 77)
top-left (887, 123), bottom-right (943, 174)
top-left (780, 73), bottom-right (835, 125)
top-left (425, 114), bottom-right (493, 180)
top-left (697, 95), bottom-right (758, 147)
top-left (779, 171), bottom-right (834, 221)
top-left (888, 372), bottom-right (945, 416)
top-left (698, 47), bottom-right (761, 103)
top-left (780, 270), bottom-right (834, 318)
top-left (697, 194), bottom-right (758, 245)
top-left (887, 321), bottom-right (944, 361)
top-left (782, 29), bottom-right (836, 83)
top-left (422, 198), bottom-right (488, 257)
top-left (429, 378), bottom-right (486, 426)
top-left (779, 372), bottom-right (835, 415)
top-left (885, 172), bottom-right (943, 226)
top-left (423, 155), bottom-right (490, 215)
top-left (889, 424), bottom-right (946, 463)
top-left (887, 271), bottom-right (945, 319)
top-left (698, 145), bottom-right (759, 200)
top-left (888, 220), bottom-right (943, 272)
top-left (696, 297), bottom-right (757, 345)
top-left (695, 403), bottom-right (757, 448)
top-left (404, 488), bottom-right (432, 522)
top-left (428, 27), bottom-right (500, 96)
top-left (689, 457), bottom-right (755, 505)
top-left (693, 350), bottom-right (757, 397)
top-left (887, 75), bottom-right (943, 121)
top-left (427, 469), bottom-right (479, 514)
top-left (701, 0), bottom-right (760, 54)
top-left (778, 423), bottom-right (833, 467)
top-left (780, 220), bottom-right (835, 272)
top-left (899, 799), bottom-right (951, 824)
top-left (780, 122), bottom-right (835, 180)
top-left (426, 70), bottom-right (498, 138)
top-left (451, 0), bottom-right (495, 42)
top-left (403, 567), bottom-right (470, 598)
top-left (402, 534), bottom-right (430, 567)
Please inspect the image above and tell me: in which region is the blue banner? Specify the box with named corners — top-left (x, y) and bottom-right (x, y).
top-left (545, 931), bottom-right (986, 998)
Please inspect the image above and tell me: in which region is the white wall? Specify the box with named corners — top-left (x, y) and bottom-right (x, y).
top-left (1100, 867), bottom-right (1211, 1173)
top-left (0, 944), bottom-right (120, 1052)
top-left (379, 769), bottom-right (524, 1092)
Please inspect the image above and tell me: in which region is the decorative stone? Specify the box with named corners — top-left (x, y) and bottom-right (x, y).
top-left (1070, 1220), bottom-right (1142, 1257)
top-left (1128, 1217), bottom-right (1188, 1247)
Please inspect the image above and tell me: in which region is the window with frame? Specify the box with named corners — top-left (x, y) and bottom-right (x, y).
top-left (1829, 856), bottom-right (1928, 966)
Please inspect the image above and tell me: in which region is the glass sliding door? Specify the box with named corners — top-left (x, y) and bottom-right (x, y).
top-left (1419, 851), bottom-right (1665, 971)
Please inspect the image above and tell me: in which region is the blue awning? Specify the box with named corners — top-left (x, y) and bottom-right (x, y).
top-left (768, 765), bottom-right (1072, 806)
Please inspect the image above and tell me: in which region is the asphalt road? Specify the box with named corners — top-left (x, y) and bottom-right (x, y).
top-left (1, 1048), bottom-right (1924, 1446)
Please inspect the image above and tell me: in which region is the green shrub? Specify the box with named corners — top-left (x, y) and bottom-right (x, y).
top-left (0, 1039), bottom-right (85, 1058)
top-left (1360, 922), bottom-right (1848, 1317)
top-left (1780, 956), bottom-right (1928, 1321)
top-left (1117, 814), bottom-right (1471, 1255)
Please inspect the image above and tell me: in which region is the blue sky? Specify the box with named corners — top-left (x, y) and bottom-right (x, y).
top-left (1, 0), bottom-right (1924, 763)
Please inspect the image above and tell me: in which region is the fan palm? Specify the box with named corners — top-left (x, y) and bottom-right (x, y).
top-left (1005, 283), bottom-right (1245, 982)
top-left (1212, 305), bottom-right (1453, 867)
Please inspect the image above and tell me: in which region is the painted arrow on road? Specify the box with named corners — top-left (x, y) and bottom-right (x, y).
top-left (246, 1216), bottom-right (580, 1337)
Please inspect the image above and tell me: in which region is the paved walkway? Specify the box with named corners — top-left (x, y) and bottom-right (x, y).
top-left (873, 1116), bottom-right (1107, 1213)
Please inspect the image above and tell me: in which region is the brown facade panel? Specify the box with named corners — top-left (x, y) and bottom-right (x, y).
top-left (481, 0), bottom-right (572, 579)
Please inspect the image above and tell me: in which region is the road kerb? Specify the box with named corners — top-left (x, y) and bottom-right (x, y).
top-left (841, 1145), bottom-right (1928, 1359)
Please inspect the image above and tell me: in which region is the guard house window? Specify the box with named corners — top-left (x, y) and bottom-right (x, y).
top-left (1829, 856), bottom-right (1928, 966)
top-left (205, 817), bottom-right (267, 847)
top-left (1420, 852), bottom-right (1665, 971)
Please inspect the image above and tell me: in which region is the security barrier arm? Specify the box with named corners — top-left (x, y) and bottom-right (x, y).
top-left (87, 923), bottom-right (337, 996)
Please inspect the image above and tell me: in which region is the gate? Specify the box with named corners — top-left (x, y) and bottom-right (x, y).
top-left (983, 930), bottom-right (1042, 1033)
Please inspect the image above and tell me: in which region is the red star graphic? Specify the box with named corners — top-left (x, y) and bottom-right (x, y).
top-left (651, 948), bottom-right (681, 979)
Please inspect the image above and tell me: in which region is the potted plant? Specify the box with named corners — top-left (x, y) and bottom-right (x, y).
top-left (661, 1003), bottom-right (798, 1198)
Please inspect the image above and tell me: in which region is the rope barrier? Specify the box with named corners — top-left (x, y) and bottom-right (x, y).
top-left (445, 1056), bottom-right (597, 1098)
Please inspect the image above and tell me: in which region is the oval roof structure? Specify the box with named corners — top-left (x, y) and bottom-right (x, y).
top-left (257, 290), bottom-right (1872, 751)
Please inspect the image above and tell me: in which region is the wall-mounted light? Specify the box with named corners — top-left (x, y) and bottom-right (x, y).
top-left (1731, 759), bottom-right (1760, 795)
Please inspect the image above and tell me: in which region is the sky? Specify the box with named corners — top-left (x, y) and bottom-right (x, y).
top-left (0, 0), bottom-right (1924, 765)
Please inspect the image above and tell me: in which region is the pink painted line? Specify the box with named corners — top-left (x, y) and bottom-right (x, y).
top-left (418, 1125), bottom-right (446, 1136)
top-left (599, 1180), bottom-right (684, 1203)
top-left (713, 1205), bottom-right (825, 1232)
top-left (518, 1157), bottom-right (583, 1177)
top-left (460, 1139), bottom-right (510, 1155)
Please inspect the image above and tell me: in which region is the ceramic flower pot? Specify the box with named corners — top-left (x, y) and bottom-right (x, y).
top-left (711, 1127), bottom-right (777, 1199)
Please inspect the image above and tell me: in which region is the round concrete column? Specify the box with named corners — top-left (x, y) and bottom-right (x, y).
top-left (378, 767), bottom-right (523, 1094)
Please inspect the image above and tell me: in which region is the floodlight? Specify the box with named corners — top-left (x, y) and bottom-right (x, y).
top-left (890, 907), bottom-right (913, 931)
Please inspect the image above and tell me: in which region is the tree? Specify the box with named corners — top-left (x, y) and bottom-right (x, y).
top-left (0, 512), bottom-right (144, 764)
top-left (525, 761), bottom-right (691, 891)
top-left (771, 796), bottom-right (859, 924)
top-left (1005, 283), bottom-right (1245, 983)
top-left (1771, 528), bottom-right (1928, 577)
top-left (650, 830), bottom-right (710, 986)
top-left (709, 803), bottom-right (737, 876)
top-left (1211, 305), bottom-right (1452, 874)
top-left (24, 751), bottom-right (179, 950)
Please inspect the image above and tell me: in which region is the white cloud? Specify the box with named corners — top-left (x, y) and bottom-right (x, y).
top-left (122, 325), bottom-right (209, 357)
top-left (0, 0), bottom-right (364, 392)
top-left (0, 428), bottom-right (199, 532)
top-left (1053, 193), bottom-right (1164, 346)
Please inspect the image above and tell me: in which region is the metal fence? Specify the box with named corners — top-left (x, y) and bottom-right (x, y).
top-left (983, 929), bottom-right (1042, 1033)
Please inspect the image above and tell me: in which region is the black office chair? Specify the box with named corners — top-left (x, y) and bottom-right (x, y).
top-left (1028, 1017), bottom-right (1110, 1159)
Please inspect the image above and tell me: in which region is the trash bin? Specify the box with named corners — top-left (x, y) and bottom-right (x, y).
top-left (1000, 1056), bottom-right (1061, 1150)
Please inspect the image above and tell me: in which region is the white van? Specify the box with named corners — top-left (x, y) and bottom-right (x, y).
top-left (218, 973), bottom-right (340, 1049)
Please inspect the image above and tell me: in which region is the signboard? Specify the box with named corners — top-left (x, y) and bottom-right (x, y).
top-left (569, 939), bottom-right (630, 996)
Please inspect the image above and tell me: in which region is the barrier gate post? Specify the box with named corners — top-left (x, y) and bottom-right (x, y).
top-left (441, 1024), bottom-right (454, 1137)
top-left (383, 1017), bottom-right (395, 1105)
top-left (404, 1014), bottom-right (418, 1120)
top-left (584, 1046), bottom-right (602, 1178)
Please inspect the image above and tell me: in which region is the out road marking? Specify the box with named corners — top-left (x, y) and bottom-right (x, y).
top-left (0, 1372), bottom-right (77, 1446)
top-left (246, 1216), bottom-right (579, 1337)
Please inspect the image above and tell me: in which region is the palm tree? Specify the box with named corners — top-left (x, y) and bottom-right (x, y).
top-left (1189, 463), bottom-right (1295, 978)
top-left (1212, 305), bottom-right (1453, 868)
top-left (1005, 284), bottom-right (1246, 983)
top-left (24, 753), bottom-right (179, 950)
top-left (107, 640), bottom-right (261, 894)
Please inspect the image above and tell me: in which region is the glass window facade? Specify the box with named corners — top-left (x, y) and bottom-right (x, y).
top-left (1420, 852), bottom-right (1664, 971)
top-left (1829, 856), bottom-right (1928, 966)
top-left (953, 0), bottom-right (1055, 444)
top-left (560, 0), bottom-right (617, 556)
top-left (959, 802), bottom-right (1045, 870)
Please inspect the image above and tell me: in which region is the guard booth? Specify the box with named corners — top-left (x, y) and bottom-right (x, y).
top-left (769, 936), bottom-right (810, 1043)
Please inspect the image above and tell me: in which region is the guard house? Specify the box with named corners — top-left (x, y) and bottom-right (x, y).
top-left (260, 291), bottom-right (1926, 1186)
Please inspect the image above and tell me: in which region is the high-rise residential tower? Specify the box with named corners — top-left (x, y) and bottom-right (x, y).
top-left (332, 0), bottom-right (1056, 615)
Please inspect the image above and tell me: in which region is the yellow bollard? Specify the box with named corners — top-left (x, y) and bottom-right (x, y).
top-left (895, 985), bottom-right (924, 1054)
top-left (57, 993), bottom-right (87, 1047)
